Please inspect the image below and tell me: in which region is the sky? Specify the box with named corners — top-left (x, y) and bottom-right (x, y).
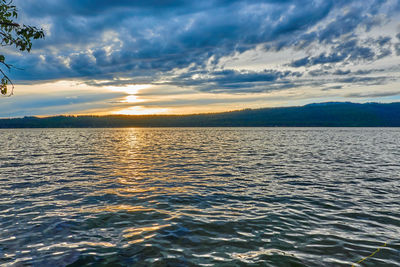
top-left (1, 0), bottom-right (400, 117)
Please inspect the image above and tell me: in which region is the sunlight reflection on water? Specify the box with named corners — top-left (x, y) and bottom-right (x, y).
top-left (0, 128), bottom-right (400, 266)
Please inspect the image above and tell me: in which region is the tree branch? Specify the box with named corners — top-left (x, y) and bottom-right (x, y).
top-left (0, 22), bottom-right (20, 27)
top-left (0, 67), bottom-right (14, 96)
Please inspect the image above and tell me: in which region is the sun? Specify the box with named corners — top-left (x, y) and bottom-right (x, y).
top-left (108, 84), bottom-right (151, 95)
top-left (107, 84), bottom-right (168, 114)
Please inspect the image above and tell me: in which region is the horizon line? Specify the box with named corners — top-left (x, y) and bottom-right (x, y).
top-left (1, 100), bottom-right (399, 119)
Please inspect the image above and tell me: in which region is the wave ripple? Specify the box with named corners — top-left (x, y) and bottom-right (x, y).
top-left (1, 128), bottom-right (400, 266)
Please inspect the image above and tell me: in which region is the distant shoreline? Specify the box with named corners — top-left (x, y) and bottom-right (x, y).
top-left (1, 102), bottom-right (400, 128)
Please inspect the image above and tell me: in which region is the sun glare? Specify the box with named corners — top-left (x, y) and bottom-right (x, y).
top-left (123, 95), bottom-right (142, 103)
top-left (107, 84), bottom-right (154, 111)
top-left (114, 106), bottom-right (168, 115)
top-left (108, 84), bottom-right (151, 95)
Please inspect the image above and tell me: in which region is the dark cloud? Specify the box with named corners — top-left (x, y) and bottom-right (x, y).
top-left (345, 91), bottom-right (400, 98)
top-left (307, 67), bottom-right (388, 77)
top-left (376, 36), bottom-right (391, 46)
top-left (289, 36), bottom-right (394, 68)
top-left (333, 69), bottom-right (351, 75)
top-left (395, 43), bottom-right (400, 56)
top-left (322, 85), bottom-right (343, 91)
top-left (4, 0), bottom-right (398, 96)
top-left (171, 68), bottom-right (392, 93)
top-left (169, 69), bottom-right (302, 93)
top-left (307, 69), bottom-right (328, 77)
top-left (338, 76), bottom-right (391, 86)
top-left (353, 69), bottom-right (385, 75)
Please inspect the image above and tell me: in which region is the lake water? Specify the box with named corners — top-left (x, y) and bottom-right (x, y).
top-left (0, 128), bottom-right (399, 266)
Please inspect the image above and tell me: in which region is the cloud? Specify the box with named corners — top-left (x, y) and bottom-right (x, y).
top-left (345, 91), bottom-right (400, 98)
top-left (10, 0), bottom-right (399, 85)
top-left (168, 69), bottom-right (302, 93)
top-left (1, 0), bottom-right (399, 116)
top-left (333, 69), bottom-right (351, 75)
top-left (322, 85), bottom-right (343, 91)
top-left (308, 67), bottom-right (388, 77)
top-left (337, 76), bottom-right (390, 85)
top-left (0, 90), bottom-right (126, 117)
top-left (395, 43), bottom-right (400, 56)
top-left (289, 36), bottom-right (394, 68)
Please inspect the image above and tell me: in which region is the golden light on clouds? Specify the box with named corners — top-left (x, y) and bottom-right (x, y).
top-left (108, 84), bottom-right (151, 95)
top-left (108, 84), bottom-right (165, 114)
top-left (114, 106), bottom-right (169, 115)
top-left (123, 95), bottom-right (142, 103)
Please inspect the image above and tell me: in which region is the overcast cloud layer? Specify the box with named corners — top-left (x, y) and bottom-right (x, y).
top-left (2, 0), bottom-right (400, 116)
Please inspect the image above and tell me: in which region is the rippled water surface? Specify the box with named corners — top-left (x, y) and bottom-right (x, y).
top-left (1, 128), bottom-right (399, 266)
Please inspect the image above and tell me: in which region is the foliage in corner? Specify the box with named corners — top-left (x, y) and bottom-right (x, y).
top-left (0, 0), bottom-right (44, 96)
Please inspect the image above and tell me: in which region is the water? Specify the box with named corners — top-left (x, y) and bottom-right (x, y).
top-left (0, 128), bottom-right (399, 266)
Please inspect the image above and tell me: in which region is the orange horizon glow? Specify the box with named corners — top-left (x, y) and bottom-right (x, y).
top-left (10, 80), bottom-right (399, 118)
top-left (113, 106), bottom-right (169, 115)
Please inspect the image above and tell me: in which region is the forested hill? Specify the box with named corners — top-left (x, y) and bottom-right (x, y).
top-left (1, 102), bottom-right (400, 128)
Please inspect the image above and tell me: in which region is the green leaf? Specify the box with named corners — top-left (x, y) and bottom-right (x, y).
top-left (0, 0), bottom-right (45, 96)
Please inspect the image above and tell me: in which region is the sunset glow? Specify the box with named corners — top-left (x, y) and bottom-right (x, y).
top-left (2, 1), bottom-right (400, 265)
top-left (114, 106), bottom-right (169, 115)
top-left (108, 84), bottom-right (151, 95)
top-left (1, 0), bottom-right (399, 118)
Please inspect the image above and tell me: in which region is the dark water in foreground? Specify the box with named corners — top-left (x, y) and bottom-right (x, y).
top-left (0, 128), bottom-right (399, 266)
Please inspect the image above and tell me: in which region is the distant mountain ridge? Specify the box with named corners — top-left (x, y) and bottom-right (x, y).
top-left (1, 102), bottom-right (400, 128)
